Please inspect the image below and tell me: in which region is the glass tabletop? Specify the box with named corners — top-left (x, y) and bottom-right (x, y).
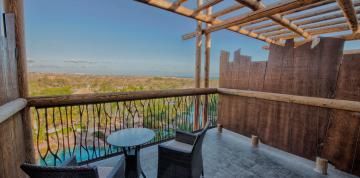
top-left (106, 128), bottom-right (155, 147)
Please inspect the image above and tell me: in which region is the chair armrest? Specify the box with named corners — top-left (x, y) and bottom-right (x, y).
top-left (175, 130), bottom-right (197, 145)
top-left (107, 157), bottom-right (125, 178)
top-left (60, 154), bottom-right (78, 167)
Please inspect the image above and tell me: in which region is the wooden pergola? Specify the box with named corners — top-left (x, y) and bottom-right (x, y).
top-left (135, 0), bottom-right (360, 130)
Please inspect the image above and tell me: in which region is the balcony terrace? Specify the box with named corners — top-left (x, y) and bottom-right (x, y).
top-left (91, 128), bottom-right (356, 178)
top-left (1, 0), bottom-right (360, 178)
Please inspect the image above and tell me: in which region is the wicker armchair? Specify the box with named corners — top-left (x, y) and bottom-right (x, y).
top-left (20, 155), bottom-right (125, 178)
top-left (157, 121), bottom-right (210, 178)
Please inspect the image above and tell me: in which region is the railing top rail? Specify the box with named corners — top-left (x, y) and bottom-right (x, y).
top-left (218, 88), bottom-right (360, 113)
top-left (28, 88), bottom-right (217, 108)
top-left (0, 98), bottom-right (27, 124)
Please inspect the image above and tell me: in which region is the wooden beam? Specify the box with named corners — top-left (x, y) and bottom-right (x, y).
top-left (243, 0), bottom-right (336, 31)
top-left (211, 4), bottom-right (245, 18)
top-left (337, 0), bottom-right (359, 32)
top-left (263, 18), bottom-right (349, 37)
top-left (193, 0), bottom-right (223, 14)
top-left (4, 0), bottom-right (35, 164)
top-left (275, 24), bottom-right (349, 39)
top-left (194, 0), bottom-right (203, 131)
top-left (0, 99), bottom-right (27, 124)
top-left (204, 7), bottom-right (211, 89)
top-left (205, 0), bottom-right (322, 34)
top-left (235, 0), bottom-right (311, 39)
top-left (217, 88), bottom-right (360, 112)
top-left (28, 88), bottom-right (218, 108)
top-left (257, 9), bottom-right (360, 36)
top-left (301, 18), bottom-right (349, 29)
top-left (289, 1), bottom-right (360, 21)
top-left (182, 31), bottom-right (200, 40)
top-left (253, 2), bottom-right (360, 34)
top-left (203, 6), bottom-right (212, 128)
top-left (135, 0), bottom-right (281, 45)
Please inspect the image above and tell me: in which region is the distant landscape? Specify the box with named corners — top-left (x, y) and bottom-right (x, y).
top-left (29, 72), bottom-right (219, 96)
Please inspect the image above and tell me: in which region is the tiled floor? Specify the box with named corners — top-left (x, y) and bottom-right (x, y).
top-left (92, 128), bottom-right (357, 178)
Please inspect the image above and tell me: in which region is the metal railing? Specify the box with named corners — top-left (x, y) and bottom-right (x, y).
top-left (28, 88), bottom-right (218, 166)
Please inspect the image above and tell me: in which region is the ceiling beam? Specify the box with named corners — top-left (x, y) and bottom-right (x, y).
top-left (193, 0), bottom-right (223, 14)
top-left (252, 2), bottom-right (360, 33)
top-left (235, 0), bottom-right (311, 39)
top-left (242, 0), bottom-right (335, 31)
top-left (253, 8), bottom-right (360, 36)
top-left (134, 0), bottom-right (281, 45)
top-left (211, 4), bottom-right (245, 18)
top-left (262, 18), bottom-right (349, 37)
top-left (336, 0), bottom-right (359, 32)
top-left (274, 24), bottom-right (349, 39)
top-left (205, 0), bottom-right (323, 34)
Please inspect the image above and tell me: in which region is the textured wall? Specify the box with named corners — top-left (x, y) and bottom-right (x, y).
top-left (218, 37), bottom-right (360, 176)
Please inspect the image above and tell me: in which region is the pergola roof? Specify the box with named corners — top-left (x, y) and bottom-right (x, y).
top-left (135, 0), bottom-right (360, 46)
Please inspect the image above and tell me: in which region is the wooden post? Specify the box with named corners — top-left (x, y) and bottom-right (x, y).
top-left (251, 135), bottom-right (259, 148)
top-left (4, 0), bottom-right (35, 164)
top-left (314, 157), bottom-right (328, 175)
top-left (194, 0), bottom-right (203, 130)
top-left (203, 6), bottom-right (211, 128)
top-left (217, 124), bottom-right (223, 133)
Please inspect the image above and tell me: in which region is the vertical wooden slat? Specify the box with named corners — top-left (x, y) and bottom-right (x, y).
top-left (322, 53), bottom-right (360, 175)
top-left (245, 61), bottom-right (266, 135)
top-left (218, 51), bottom-right (229, 130)
top-left (4, 0), bottom-right (34, 164)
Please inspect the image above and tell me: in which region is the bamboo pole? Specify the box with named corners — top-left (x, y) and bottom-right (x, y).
top-left (194, 0), bottom-right (203, 131)
top-left (203, 6), bottom-right (212, 128)
top-left (3, 0), bottom-right (35, 164)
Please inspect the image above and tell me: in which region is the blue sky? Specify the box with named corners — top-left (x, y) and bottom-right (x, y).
top-left (22, 0), bottom-right (360, 78)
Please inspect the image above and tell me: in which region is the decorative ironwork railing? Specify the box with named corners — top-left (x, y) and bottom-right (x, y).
top-left (27, 88), bottom-right (218, 166)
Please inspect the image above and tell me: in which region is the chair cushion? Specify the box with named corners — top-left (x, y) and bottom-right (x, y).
top-left (163, 140), bottom-right (193, 152)
top-left (97, 166), bottom-right (113, 178)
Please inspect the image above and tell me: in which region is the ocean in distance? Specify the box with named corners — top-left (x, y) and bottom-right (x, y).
top-left (28, 59), bottom-right (219, 79)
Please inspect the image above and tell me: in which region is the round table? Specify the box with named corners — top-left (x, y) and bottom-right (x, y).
top-left (107, 128), bottom-right (155, 178)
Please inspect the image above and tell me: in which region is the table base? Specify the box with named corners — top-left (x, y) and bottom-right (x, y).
top-left (122, 146), bottom-right (146, 178)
